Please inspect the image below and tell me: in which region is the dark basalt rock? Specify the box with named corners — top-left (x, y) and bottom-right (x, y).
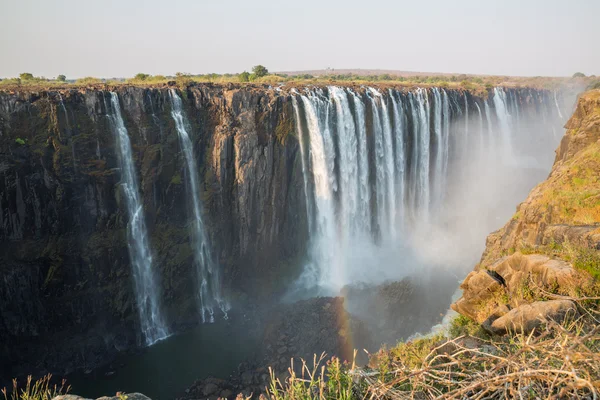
top-left (0, 86), bottom-right (306, 380)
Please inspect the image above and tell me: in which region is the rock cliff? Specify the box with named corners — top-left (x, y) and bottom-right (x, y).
top-left (0, 84), bottom-right (306, 377)
top-left (453, 90), bottom-right (600, 333)
top-left (0, 83), bottom-right (569, 379)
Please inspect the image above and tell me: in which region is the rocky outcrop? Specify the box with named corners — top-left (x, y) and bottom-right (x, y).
top-left (54, 394), bottom-right (150, 400)
top-left (479, 91), bottom-right (600, 268)
top-left (485, 300), bottom-right (578, 335)
top-left (453, 90), bottom-right (600, 334)
top-left (452, 252), bottom-right (581, 323)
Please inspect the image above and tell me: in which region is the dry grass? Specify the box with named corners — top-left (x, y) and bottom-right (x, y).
top-left (0, 73), bottom-right (590, 93)
top-left (267, 299), bottom-right (600, 399)
top-left (531, 141), bottom-right (600, 226)
top-left (1, 375), bottom-right (70, 400)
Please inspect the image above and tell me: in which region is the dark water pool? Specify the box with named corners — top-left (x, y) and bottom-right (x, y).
top-left (68, 321), bottom-right (258, 400)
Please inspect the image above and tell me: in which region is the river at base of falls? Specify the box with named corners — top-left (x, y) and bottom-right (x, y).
top-left (67, 319), bottom-right (258, 400)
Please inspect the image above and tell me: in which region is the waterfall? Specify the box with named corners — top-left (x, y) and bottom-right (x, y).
top-left (492, 87), bottom-right (514, 163)
top-left (474, 101), bottom-right (483, 153)
top-left (553, 90), bottom-right (564, 120)
top-left (389, 90), bottom-right (406, 228)
top-left (106, 92), bottom-right (169, 345)
top-left (368, 88), bottom-right (396, 238)
top-left (431, 88), bottom-right (443, 208)
top-left (290, 86), bottom-right (568, 295)
top-left (330, 87), bottom-right (359, 237)
top-left (463, 92), bottom-right (469, 151)
top-left (169, 89), bottom-right (228, 323)
top-left (414, 88), bottom-right (431, 220)
top-left (484, 99), bottom-right (495, 158)
top-left (441, 90), bottom-right (450, 199)
top-left (350, 90), bottom-right (372, 233)
top-left (58, 94), bottom-right (77, 172)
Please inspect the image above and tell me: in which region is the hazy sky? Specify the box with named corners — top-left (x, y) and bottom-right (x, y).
top-left (1, 0), bottom-right (598, 79)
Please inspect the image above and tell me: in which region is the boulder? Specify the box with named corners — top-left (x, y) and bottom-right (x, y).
top-left (54, 394), bottom-right (151, 400)
top-left (203, 383), bottom-right (219, 396)
top-left (451, 269), bottom-right (504, 322)
top-left (486, 300), bottom-right (578, 335)
top-left (452, 253), bottom-right (579, 323)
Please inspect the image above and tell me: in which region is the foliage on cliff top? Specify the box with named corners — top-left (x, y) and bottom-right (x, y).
top-left (1, 71), bottom-right (594, 93)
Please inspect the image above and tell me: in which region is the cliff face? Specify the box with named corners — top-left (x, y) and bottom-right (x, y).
top-left (453, 90), bottom-right (600, 331)
top-left (0, 85), bottom-right (306, 376)
top-left (0, 83), bottom-right (567, 377)
top-left (479, 90), bottom-right (600, 268)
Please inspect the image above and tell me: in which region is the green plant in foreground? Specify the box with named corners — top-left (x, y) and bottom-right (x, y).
top-left (1, 375), bottom-right (70, 400)
top-left (14, 138), bottom-right (26, 145)
top-left (267, 352), bottom-right (356, 400)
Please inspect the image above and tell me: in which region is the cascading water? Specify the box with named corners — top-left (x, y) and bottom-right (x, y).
top-left (169, 89), bottom-right (229, 323)
top-left (291, 86), bottom-right (567, 295)
top-left (106, 92), bottom-right (169, 345)
top-left (492, 87), bottom-right (515, 163)
top-left (57, 94), bottom-right (78, 172)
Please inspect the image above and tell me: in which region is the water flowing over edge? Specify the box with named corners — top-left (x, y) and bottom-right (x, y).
top-left (105, 92), bottom-right (169, 345)
top-left (169, 89), bottom-right (229, 323)
top-left (290, 86), bottom-right (567, 295)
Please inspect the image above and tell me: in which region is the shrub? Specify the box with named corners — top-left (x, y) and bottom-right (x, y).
top-left (175, 72), bottom-right (192, 89)
top-left (134, 73), bottom-right (150, 81)
top-left (239, 71), bottom-right (250, 82)
top-left (19, 73), bottom-right (34, 81)
top-left (14, 138), bottom-right (26, 145)
top-left (572, 72), bottom-right (586, 78)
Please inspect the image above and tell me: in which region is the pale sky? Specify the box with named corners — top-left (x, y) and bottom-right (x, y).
top-left (1, 0), bottom-right (598, 79)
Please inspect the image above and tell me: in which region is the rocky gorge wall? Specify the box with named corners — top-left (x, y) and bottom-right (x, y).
top-left (0, 84), bottom-right (306, 378)
top-left (452, 89), bottom-right (600, 335)
top-left (0, 83), bottom-right (569, 379)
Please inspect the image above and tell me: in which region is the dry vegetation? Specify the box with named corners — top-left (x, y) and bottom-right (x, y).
top-left (1, 70), bottom-right (597, 94)
top-left (267, 298), bottom-right (600, 399)
top-left (1, 375), bottom-right (70, 400)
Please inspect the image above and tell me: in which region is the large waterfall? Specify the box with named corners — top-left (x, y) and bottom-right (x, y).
top-left (106, 92), bottom-right (169, 345)
top-left (169, 89), bottom-right (229, 323)
top-left (291, 86), bottom-right (566, 295)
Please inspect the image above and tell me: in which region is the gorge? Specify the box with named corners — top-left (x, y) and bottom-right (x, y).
top-left (0, 83), bottom-right (573, 397)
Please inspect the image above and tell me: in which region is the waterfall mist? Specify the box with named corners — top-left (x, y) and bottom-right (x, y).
top-left (288, 85), bottom-right (575, 345)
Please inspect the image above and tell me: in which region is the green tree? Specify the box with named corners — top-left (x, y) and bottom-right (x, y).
top-left (134, 73), bottom-right (150, 81)
top-left (251, 65), bottom-right (269, 78)
top-left (572, 72), bottom-right (586, 78)
top-left (19, 72), bottom-right (34, 81)
top-left (56, 74), bottom-right (66, 82)
top-left (239, 71), bottom-right (250, 82)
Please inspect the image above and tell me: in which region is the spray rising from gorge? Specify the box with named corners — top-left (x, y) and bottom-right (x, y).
top-left (290, 86), bottom-right (568, 297)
